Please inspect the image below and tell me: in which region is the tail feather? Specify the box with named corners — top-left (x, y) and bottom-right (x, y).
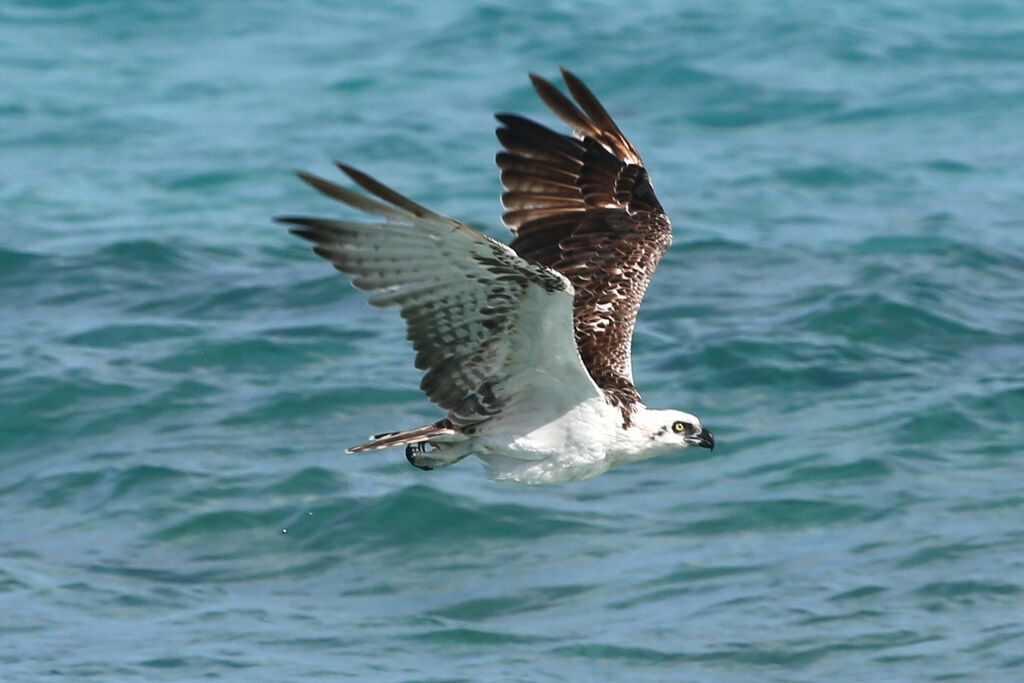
top-left (347, 421), bottom-right (456, 453)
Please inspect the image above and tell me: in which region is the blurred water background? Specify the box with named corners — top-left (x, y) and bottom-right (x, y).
top-left (2, 1), bottom-right (1024, 680)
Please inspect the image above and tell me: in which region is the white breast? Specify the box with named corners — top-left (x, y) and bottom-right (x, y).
top-left (471, 396), bottom-right (626, 484)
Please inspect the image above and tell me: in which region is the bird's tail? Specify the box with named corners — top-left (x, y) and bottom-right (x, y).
top-left (347, 420), bottom-right (456, 453)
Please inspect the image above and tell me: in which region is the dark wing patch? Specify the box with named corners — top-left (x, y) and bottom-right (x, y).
top-left (496, 69), bottom-right (672, 419)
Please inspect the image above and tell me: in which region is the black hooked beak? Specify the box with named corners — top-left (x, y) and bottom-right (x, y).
top-left (685, 427), bottom-right (715, 451)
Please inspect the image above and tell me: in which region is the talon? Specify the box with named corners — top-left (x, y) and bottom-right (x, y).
top-left (405, 442), bottom-right (434, 470)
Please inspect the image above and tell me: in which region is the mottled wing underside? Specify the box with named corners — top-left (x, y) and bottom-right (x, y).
top-left (279, 164), bottom-right (601, 425)
top-left (496, 69), bottom-right (673, 418)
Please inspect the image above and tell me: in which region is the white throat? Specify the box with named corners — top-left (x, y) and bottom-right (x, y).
top-left (609, 406), bottom-right (705, 464)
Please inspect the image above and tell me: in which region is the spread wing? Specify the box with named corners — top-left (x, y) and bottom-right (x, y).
top-left (497, 69), bottom-right (672, 417)
top-left (278, 163), bottom-right (603, 426)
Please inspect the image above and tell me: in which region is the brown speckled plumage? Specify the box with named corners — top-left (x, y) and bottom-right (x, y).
top-left (497, 69), bottom-right (673, 423)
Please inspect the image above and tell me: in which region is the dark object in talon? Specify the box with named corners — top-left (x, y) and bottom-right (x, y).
top-left (406, 442), bottom-right (434, 470)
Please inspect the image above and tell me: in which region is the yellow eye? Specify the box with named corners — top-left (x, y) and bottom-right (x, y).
top-left (672, 421), bottom-right (688, 434)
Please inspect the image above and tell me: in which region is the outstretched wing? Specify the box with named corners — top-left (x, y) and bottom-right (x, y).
top-left (496, 69), bottom-right (672, 416)
top-left (278, 163), bottom-right (603, 425)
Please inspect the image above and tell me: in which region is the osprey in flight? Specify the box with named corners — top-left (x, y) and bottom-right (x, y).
top-left (280, 69), bottom-right (714, 484)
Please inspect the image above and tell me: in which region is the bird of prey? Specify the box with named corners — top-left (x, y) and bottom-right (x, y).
top-left (279, 69), bottom-right (714, 484)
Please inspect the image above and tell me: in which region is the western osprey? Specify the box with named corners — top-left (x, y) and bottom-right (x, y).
top-left (279, 69), bottom-right (714, 484)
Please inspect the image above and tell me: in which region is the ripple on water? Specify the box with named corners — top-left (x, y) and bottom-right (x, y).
top-left (791, 293), bottom-right (993, 347)
top-left (403, 627), bottom-right (554, 646)
top-left (916, 580), bottom-right (1022, 602)
top-left (897, 542), bottom-right (993, 569)
top-left (64, 323), bottom-right (201, 349)
top-left (0, 246), bottom-right (44, 281)
top-left (426, 584), bottom-right (591, 622)
top-left (668, 336), bottom-right (911, 393)
top-left (144, 336), bottom-right (326, 374)
top-left (92, 239), bottom-right (190, 271)
top-left (295, 485), bottom-right (598, 553)
top-left (766, 457), bottom-right (893, 488)
top-left (677, 499), bottom-right (870, 536)
top-left (218, 386), bottom-right (416, 426)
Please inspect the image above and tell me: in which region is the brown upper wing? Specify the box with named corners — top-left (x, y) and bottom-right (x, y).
top-left (496, 69), bottom-right (672, 416)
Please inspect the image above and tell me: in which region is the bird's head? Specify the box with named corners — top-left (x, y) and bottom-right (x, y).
top-left (634, 408), bottom-right (715, 454)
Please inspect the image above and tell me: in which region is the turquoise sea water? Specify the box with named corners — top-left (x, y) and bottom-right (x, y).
top-left (3, 1), bottom-right (1024, 679)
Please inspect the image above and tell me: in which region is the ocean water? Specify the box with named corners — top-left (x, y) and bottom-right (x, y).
top-left (3, 0), bottom-right (1024, 679)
